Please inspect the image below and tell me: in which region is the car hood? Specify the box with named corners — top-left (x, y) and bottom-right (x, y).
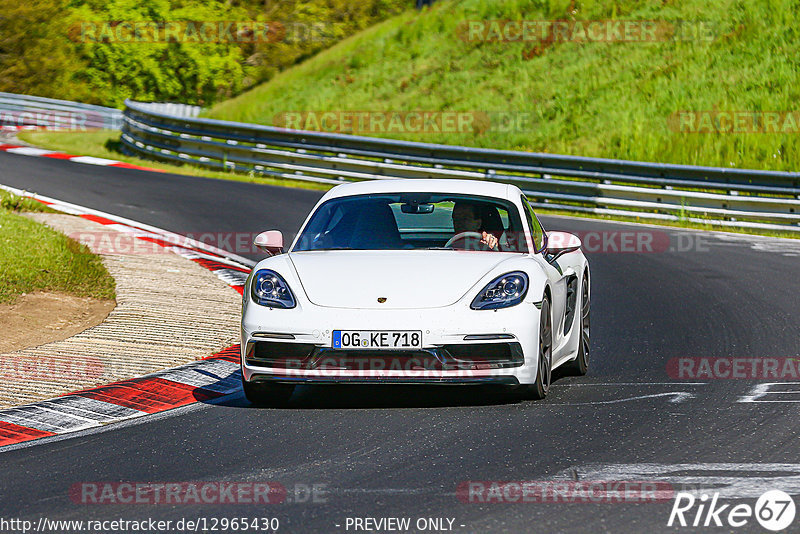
top-left (288, 250), bottom-right (519, 309)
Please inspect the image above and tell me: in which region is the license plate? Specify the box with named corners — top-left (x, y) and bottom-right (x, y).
top-left (332, 330), bottom-right (422, 349)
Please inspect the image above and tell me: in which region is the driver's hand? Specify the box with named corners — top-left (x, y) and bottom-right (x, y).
top-left (481, 231), bottom-right (499, 250)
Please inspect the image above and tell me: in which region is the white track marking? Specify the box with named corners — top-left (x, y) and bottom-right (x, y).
top-left (0, 406), bottom-right (100, 433)
top-left (554, 463), bottom-right (800, 498)
top-left (68, 155), bottom-right (120, 166)
top-left (39, 396), bottom-right (144, 420)
top-left (155, 360), bottom-right (241, 393)
top-left (5, 147), bottom-right (55, 156)
top-left (712, 233), bottom-right (800, 257)
top-left (211, 268), bottom-right (249, 286)
top-left (739, 382), bottom-right (800, 403)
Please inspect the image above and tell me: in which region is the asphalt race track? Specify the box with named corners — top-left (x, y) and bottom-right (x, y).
top-left (2, 151), bottom-right (799, 533)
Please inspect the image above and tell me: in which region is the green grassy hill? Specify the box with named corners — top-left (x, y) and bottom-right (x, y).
top-left (203, 0), bottom-right (800, 171)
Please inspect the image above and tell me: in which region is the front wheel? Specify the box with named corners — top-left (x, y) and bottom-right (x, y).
top-left (242, 377), bottom-right (295, 406)
top-left (521, 298), bottom-right (552, 400)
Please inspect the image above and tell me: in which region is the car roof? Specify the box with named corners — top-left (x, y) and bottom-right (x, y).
top-left (320, 179), bottom-right (519, 203)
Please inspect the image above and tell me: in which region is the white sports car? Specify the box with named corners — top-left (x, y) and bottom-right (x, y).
top-left (241, 179), bottom-right (590, 404)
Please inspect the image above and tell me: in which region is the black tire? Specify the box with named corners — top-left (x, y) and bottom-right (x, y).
top-left (521, 298), bottom-right (553, 400)
top-left (564, 272), bottom-right (590, 376)
top-left (242, 377), bottom-right (295, 406)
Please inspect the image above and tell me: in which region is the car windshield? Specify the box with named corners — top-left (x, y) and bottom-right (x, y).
top-left (292, 193), bottom-right (529, 252)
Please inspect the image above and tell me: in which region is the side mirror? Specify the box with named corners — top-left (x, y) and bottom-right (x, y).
top-left (254, 230), bottom-right (284, 255)
top-left (545, 231), bottom-right (581, 262)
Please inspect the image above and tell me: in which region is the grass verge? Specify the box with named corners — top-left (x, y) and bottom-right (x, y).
top-left (1, 190), bottom-right (56, 213)
top-left (0, 191), bottom-right (116, 304)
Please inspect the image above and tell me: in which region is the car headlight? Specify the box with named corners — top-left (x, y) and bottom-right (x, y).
top-left (470, 272), bottom-right (528, 310)
top-left (251, 269), bottom-right (296, 309)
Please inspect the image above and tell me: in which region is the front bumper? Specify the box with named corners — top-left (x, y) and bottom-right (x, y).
top-left (247, 372), bottom-right (521, 386)
top-left (241, 301), bottom-right (540, 385)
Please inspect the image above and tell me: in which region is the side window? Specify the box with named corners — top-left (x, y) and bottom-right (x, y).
top-left (521, 195), bottom-right (546, 253)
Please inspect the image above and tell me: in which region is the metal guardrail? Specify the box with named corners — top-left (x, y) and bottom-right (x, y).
top-left (120, 98), bottom-right (799, 232)
top-left (124, 102), bottom-right (202, 119)
top-left (0, 92), bottom-right (123, 130)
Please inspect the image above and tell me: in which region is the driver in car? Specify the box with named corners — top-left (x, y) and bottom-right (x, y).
top-left (451, 201), bottom-right (499, 250)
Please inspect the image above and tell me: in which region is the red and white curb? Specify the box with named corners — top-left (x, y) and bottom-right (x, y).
top-left (0, 346), bottom-right (242, 448)
top-left (0, 184), bottom-right (259, 449)
top-left (0, 143), bottom-right (161, 172)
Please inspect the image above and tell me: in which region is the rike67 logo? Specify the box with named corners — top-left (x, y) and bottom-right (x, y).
top-left (668, 490), bottom-right (796, 531)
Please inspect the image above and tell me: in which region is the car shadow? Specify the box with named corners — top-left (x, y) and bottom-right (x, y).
top-left (191, 352), bottom-right (578, 409)
top-left (280, 366), bottom-right (574, 409)
top-left (196, 369), bottom-right (576, 410)
top-left (289, 384), bottom-right (521, 409)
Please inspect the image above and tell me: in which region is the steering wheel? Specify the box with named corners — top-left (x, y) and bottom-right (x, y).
top-left (444, 231), bottom-right (492, 250)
